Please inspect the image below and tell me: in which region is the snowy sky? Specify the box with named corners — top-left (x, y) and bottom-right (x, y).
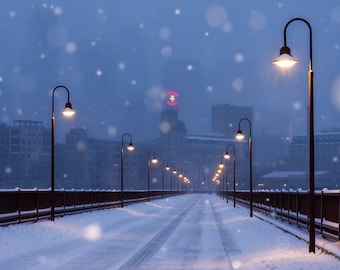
top-left (0, 194), bottom-right (338, 269)
top-left (1, 1), bottom-right (340, 140)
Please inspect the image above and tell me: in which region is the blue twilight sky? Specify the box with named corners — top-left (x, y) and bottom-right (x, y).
top-left (0, 0), bottom-right (340, 141)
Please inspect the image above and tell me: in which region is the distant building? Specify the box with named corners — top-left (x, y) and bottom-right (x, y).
top-left (259, 170), bottom-right (330, 190)
top-left (211, 104), bottom-right (253, 139)
top-left (0, 120), bottom-right (50, 188)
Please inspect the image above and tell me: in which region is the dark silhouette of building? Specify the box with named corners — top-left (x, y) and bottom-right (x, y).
top-left (211, 104), bottom-right (253, 138)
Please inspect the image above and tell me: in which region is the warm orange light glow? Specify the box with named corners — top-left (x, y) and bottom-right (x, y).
top-left (127, 143), bottom-right (135, 151)
top-left (151, 157), bottom-right (158, 164)
top-left (272, 53), bottom-right (298, 68)
top-left (224, 153), bottom-right (231, 159)
top-left (235, 131), bottom-right (245, 140)
top-left (62, 107), bottom-right (75, 117)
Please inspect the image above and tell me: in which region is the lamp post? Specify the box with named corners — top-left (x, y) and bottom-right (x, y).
top-left (172, 168), bottom-right (177, 194)
top-left (147, 151), bottom-right (158, 201)
top-left (235, 118), bottom-right (253, 217)
top-left (162, 161), bottom-right (170, 198)
top-left (178, 173), bottom-right (183, 195)
top-left (120, 133), bottom-right (135, 207)
top-left (51, 85), bottom-right (75, 222)
top-left (273, 17), bottom-right (315, 253)
top-left (224, 144), bottom-right (236, 208)
top-left (218, 161), bottom-right (225, 200)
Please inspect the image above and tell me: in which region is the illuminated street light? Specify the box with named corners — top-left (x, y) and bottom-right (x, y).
top-left (225, 144), bottom-right (236, 208)
top-left (235, 117), bottom-right (253, 217)
top-left (273, 17), bottom-right (315, 253)
top-left (162, 161), bottom-right (170, 198)
top-left (147, 151), bottom-right (158, 201)
top-left (120, 133), bottom-right (135, 207)
top-left (51, 85), bottom-right (75, 222)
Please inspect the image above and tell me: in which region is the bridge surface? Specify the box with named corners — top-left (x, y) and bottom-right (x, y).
top-left (0, 194), bottom-right (339, 269)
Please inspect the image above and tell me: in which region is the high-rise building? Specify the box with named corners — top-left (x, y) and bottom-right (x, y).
top-left (3, 120), bottom-right (50, 188)
top-left (211, 104), bottom-right (253, 138)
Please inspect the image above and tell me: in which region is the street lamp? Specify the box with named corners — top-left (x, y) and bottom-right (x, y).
top-left (273, 17), bottom-right (315, 253)
top-left (147, 151), bottom-right (158, 201)
top-left (172, 168), bottom-right (177, 193)
top-left (224, 144), bottom-right (236, 208)
top-left (162, 161), bottom-right (170, 198)
top-left (218, 161), bottom-right (225, 200)
top-left (235, 118), bottom-right (253, 217)
top-left (120, 133), bottom-right (135, 207)
top-left (178, 173), bottom-right (183, 194)
top-left (51, 85), bottom-right (75, 222)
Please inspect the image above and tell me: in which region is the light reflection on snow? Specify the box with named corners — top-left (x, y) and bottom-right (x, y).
top-left (83, 223), bottom-right (102, 241)
top-left (232, 260), bottom-right (241, 269)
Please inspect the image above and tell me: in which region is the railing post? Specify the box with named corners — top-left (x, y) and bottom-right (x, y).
top-left (320, 190), bottom-right (324, 235)
top-left (36, 188), bottom-right (39, 222)
top-left (18, 188), bottom-right (22, 224)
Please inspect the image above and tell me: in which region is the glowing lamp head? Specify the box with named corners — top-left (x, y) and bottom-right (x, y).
top-left (127, 142), bottom-right (135, 151)
top-left (165, 165), bottom-right (170, 171)
top-left (219, 162), bottom-right (224, 169)
top-left (62, 102), bottom-right (75, 117)
top-left (173, 169), bottom-right (177, 174)
top-left (272, 46), bottom-right (298, 68)
top-left (151, 157), bottom-right (158, 164)
top-left (224, 152), bottom-right (231, 160)
top-left (235, 130), bottom-right (245, 140)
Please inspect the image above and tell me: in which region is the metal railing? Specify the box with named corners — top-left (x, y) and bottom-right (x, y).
top-left (0, 189), bottom-right (181, 225)
top-left (219, 189), bottom-right (340, 241)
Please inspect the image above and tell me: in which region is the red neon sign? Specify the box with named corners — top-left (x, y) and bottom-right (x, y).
top-left (166, 90), bottom-right (179, 106)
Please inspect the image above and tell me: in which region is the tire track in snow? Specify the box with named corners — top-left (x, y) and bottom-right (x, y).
top-left (118, 198), bottom-right (199, 269)
top-left (210, 200), bottom-right (241, 267)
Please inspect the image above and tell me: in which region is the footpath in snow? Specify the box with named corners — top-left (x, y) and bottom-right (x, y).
top-left (0, 194), bottom-right (339, 270)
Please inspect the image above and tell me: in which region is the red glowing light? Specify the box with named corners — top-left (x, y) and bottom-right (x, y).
top-left (166, 90), bottom-right (179, 106)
